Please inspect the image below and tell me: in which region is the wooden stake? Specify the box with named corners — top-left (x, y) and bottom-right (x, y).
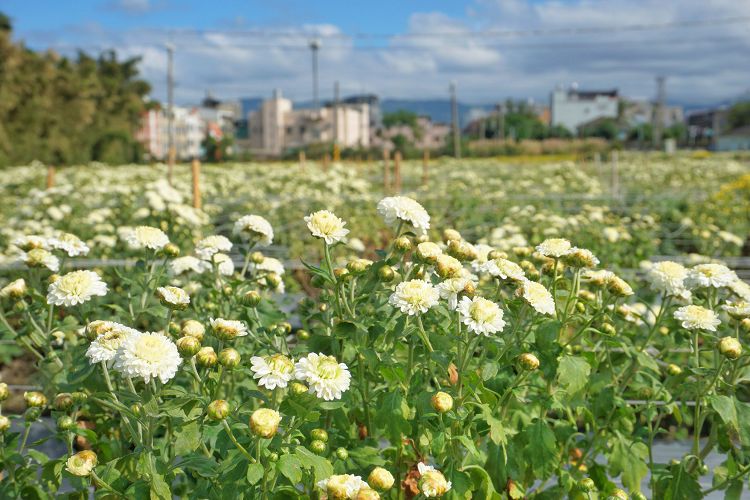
top-left (393, 151), bottom-right (402, 193)
top-left (191, 157), bottom-right (202, 209)
top-left (299, 150), bottom-right (306, 169)
top-left (322, 153), bottom-right (330, 172)
top-left (333, 143), bottom-right (341, 162)
top-left (46, 165), bottom-right (55, 190)
top-left (422, 150), bottom-right (430, 187)
top-left (382, 149), bottom-right (390, 193)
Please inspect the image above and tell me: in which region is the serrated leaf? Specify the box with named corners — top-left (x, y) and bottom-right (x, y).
top-left (557, 355), bottom-right (591, 395)
top-left (277, 455), bottom-right (302, 484)
top-left (608, 434), bottom-right (649, 492)
top-left (246, 463), bottom-right (264, 485)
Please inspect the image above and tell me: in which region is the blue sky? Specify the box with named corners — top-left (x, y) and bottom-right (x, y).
top-left (3, 0), bottom-right (749, 107)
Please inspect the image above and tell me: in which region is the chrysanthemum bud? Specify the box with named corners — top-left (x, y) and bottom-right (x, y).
top-left (578, 290), bottom-right (596, 302)
top-left (318, 303), bottom-right (329, 313)
top-left (250, 408), bottom-right (281, 438)
top-left (155, 286), bottom-right (190, 310)
top-left (378, 265), bottom-right (395, 282)
top-left (431, 392), bottom-right (454, 413)
top-left (741, 318), bottom-right (750, 333)
top-left (181, 320), bottom-right (205, 341)
top-left (57, 415), bottom-right (76, 431)
top-left (310, 439), bottom-right (327, 455)
top-left (357, 488), bottom-right (380, 500)
top-left (0, 382), bottom-right (9, 401)
top-left (443, 229), bottom-right (462, 243)
top-left (659, 326), bottom-right (670, 336)
top-left (207, 400), bottom-right (230, 420)
top-left (163, 243), bottom-right (180, 258)
top-left (416, 242), bottom-right (441, 264)
top-left (519, 353), bottom-right (540, 371)
top-left (0, 278), bottom-right (27, 300)
top-left (419, 467), bottom-right (451, 497)
top-left (296, 329), bottom-right (310, 341)
top-left (176, 336), bottom-right (201, 358)
top-left (311, 428), bottom-right (329, 442)
top-left (335, 447), bottom-right (349, 460)
top-left (0, 415), bottom-right (10, 433)
top-left (368, 467), bottom-right (395, 491)
top-left (447, 239), bottom-right (477, 261)
top-left (243, 290), bottom-right (262, 307)
top-left (666, 364), bottom-right (682, 376)
top-left (269, 452), bottom-right (279, 462)
top-left (290, 382), bottom-right (309, 395)
top-left (462, 281), bottom-right (476, 298)
top-left (222, 285), bottom-right (233, 296)
top-left (562, 248), bottom-right (599, 268)
top-left (265, 272), bottom-right (282, 289)
top-left (71, 392), bottom-right (88, 404)
top-left (608, 488), bottom-right (628, 500)
top-left (25, 407), bottom-right (42, 421)
top-left (394, 236), bottom-right (412, 252)
top-left (576, 302), bottom-right (586, 313)
top-left (251, 251), bottom-right (265, 264)
top-left (13, 300), bottom-right (27, 313)
top-left (218, 348), bottom-right (241, 369)
top-left (334, 267), bottom-right (350, 281)
top-left (54, 393), bottom-right (74, 411)
top-left (196, 346), bottom-right (218, 368)
top-left (24, 391), bottom-right (47, 408)
top-left (602, 323), bottom-right (616, 335)
top-left (131, 403), bottom-right (143, 417)
top-left (447, 363), bottom-right (459, 386)
top-left (347, 258), bottom-right (373, 275)
top-left (488, 250), bottom-right (508, 260)
top-left (631, 492), bottom-right (647, 500)
top-left (436, 254), bottom-right (463, 279)
top-left (719, 337), bottom-right (742, 360)
top-left (65, 450), bottom-right (97, 477)
top-left (578, 478), bottom-right (596, 492)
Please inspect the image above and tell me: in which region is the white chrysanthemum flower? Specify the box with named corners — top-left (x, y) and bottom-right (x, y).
top-left (251, 354), bottom-right (295, 389)
top-left (457, 296), bottom-right (505, 336)
top-left (86, 323), bottom-right (138, 363)
top-left (646, 261), bottom-right (691, 299)
top-left (127, 226), bottom-right (169, 250)
top-left (211, 253), bottom-right (235, 276)
top-left (0, 278), bottom-right (27, 299)
top-left (113, 331), bottom-right (182, 383)
top-left (535, 238), bottom-right (572, 258)
top-left (209, 318), bottom-right (248, 339)
top-left (195, 235), bottom-right (233, 260)
top-left (377, 196), bottom-right (430, 235)
top-left (156, 286), bottom-right (190, 308)
top-left (316, 474), bottom-right (369, 499)
top-left (481, 258), bottom-right (525, 281)
top-left (563, 247), bottom-right (600, 268)
top-left (233, 215), bottom-right (274, 246)
top-left (49, 233), bottom-right (90, 257)
top-left (304, 210), bottom-right (350, 244)
top-left (249, 256), bottom-right (286, 275)
top-left (437, 277), bottom-right (471, 310)
top-left (416, 242), bottom-right (443, 262)
top-left (471, 244), bottom-right (495, 271)
top-left (722, 301), bottom-right (750, 319)
top-left (687, 263), bottom-right (738, 289)
top-left (21, 248), bottom-right (60, 272)
top-left (47, 270), bottom-right (107, 307)
top-left (294, 353), bottom-right (351, 401)
top-left (729, 279), bottom-right (750, 302)
top-left (518, 279), bottom-right (556, 316)
top-left (170, 256), bottom-right (209, 275)
top-left (389, 280), bottom-right (440, 315)
top-left (417, 463), bottom-right (452, 498)
top-left (13, 235), bottom-right (50, 251)
top-left (674, 305), bottom-right (720, 331)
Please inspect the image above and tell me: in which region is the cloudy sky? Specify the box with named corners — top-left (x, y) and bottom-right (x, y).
top-left (3, 0), bottom-right (750, 107)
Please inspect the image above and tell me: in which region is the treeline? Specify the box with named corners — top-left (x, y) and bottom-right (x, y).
top-left (0, 13), bottom-right (151, 167)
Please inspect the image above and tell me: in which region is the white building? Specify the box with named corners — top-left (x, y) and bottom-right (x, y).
top-left (136, 106), bottom-right (206, 160)
top-left (550, 87), bottom-right (619, 133)
top-left (246, 90), bottom-right (370, 156)
top-left (623, 100), bottom-right (684, 128)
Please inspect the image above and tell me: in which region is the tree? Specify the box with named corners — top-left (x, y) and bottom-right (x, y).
top-left (382, 110), bottom-right (419, 131)
top-left (728, 101), bottom-right (750, 130)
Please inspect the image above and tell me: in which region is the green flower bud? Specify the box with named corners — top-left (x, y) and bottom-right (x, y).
top-left (251, 251), bottom-right (265, 264)
top-left (296, 329), bottom-right (310, 341)
top-left (222, 285), bottom-right (233, 296)
top-left (335, 447), bottom-right (349, 460)
top-left (333, 267), bottom-right (350, 281)
top-left (250, 408), bottom-right (281, 438)
top-left (24, 391), bottom-right (47, 408)
top-left (13, 300), bottom-right (27, 313)
top-left (310, 439), bottom-right (327, 455)
top-left (131, 402), bottom-right (143, 417)
top-left (196, 346), bottom-right (218, 368)
top-left (290, 382), bottom-right (309, 395)
top-left (666, 364), bottom-right (682, 376)
top-left (602, 323), bottom-right (616, 335)
top-left (268, 452), bottom-right (279, 462)
top-left (71, 392), bottom-right (88, 404)
top-left (207, 400), bottom-right (230, 420)
top-left (576, 302), bottom-right (586, 313)
top-left (377, 265), bottom-right (395, 283)
top-left (243, 290), bottom-right (261, 307)
top-left (431, 392), bottom-right (454, 413)
top-left (578, 478), bottom-right (596, 492)
top-left (318, 303), bottom-right (329, 313)
top-left (631, 492), bottom-right (647, 500)
top-left (394, 236), bottom-right (412, 252)
top-left (163, 243), bottom-right (181, 258)
top-left (0, 382), bottom-right (9, 401)
top-left (218, 348), bottom-right (241, 369)
top-left (310, 428), bottom-right (329, 442)
top-left (181, 320), bottom-right (205, 341)
top-left (442, 229), bottom-right (462, 243)
top-left (741, 318), bottom-right (750, 333)
top-left (607, 488), bottom-right (628, 500)
top-left (176, 336), bottom-right (202, 358)
top-left (57, 415), bottom-right (77, 431)
top-left (718, 336), bottom-right (742, 360)
top-left (368, 467), bottom-right (395, 491)
top-left (347, 258), bottom-right (373, 275)
top-left (488, 250), bottom-right (507, 260)
top-left (265, 273), bottom-right (282, 290)
top-left (25, 407), bottom-right (42, 422)
top-left (54, 393), bottom-right (74, 411)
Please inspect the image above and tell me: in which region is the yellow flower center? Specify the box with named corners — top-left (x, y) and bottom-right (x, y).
top-left (311, 212), bottom-right (340, 235)
top-left (469, 298), bottom-right (496, 323)
top-left (317, 357), bottom-right (340, 379)
top-left (57, 272), bottom-right (93, 296)
top-left (268, 354), bottom-right (293, 374)
top-left (135, 336), bottom-right (164, 363)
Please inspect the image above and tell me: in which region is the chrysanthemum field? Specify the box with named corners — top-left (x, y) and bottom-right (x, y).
top-left (1, 153), bottom-right (750, 499)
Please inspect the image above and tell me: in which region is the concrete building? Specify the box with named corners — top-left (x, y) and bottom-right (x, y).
top-left (246, 90), bottom-right (370, 156)
top-left (624, 100), bottom-right (684, 128)
top-left (550, 86), bottom-right (619, 134)
top-left (136, 106), bottom-right (205, 161)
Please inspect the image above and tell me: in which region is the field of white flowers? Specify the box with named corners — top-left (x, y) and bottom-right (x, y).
top-left (0, 153), bottom-right (750, 499)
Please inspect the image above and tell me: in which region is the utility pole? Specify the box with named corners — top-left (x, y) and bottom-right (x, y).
top-left (333, 80), bottom-right (340, 144)
top-left (166, 43), bottom-right (175, 184)
top-left (496, 103), bottom-right (505, 140)
top-left (653, 76), bottom-right (666, 149)
top-left (450, 82), bottom-right (460, 158)
top-left (309, 39), bottom-right (321, 113)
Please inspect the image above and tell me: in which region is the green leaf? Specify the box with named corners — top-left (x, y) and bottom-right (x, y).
top-left (557, 355), bottom-right (591, 395)
top-left (708, 395), bottom-right (738, 431)
top-left (522, 420), bottom-right (558, 479)
top-left (173, 420), bottom-right (202, 456)
top-left (294, 446), bottom-right (333, 482)
top-left (664, 463), bottom-right (703, 500)
top-left (608, 434), bottom-right (649, 492)
top-left (277, 455), bottom-right (303, 484)
top-left (246, 463), bottom-right (264, 485)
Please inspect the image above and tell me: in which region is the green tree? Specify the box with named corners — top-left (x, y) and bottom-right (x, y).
top-left (728, 101), bottom-right (750, 130)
